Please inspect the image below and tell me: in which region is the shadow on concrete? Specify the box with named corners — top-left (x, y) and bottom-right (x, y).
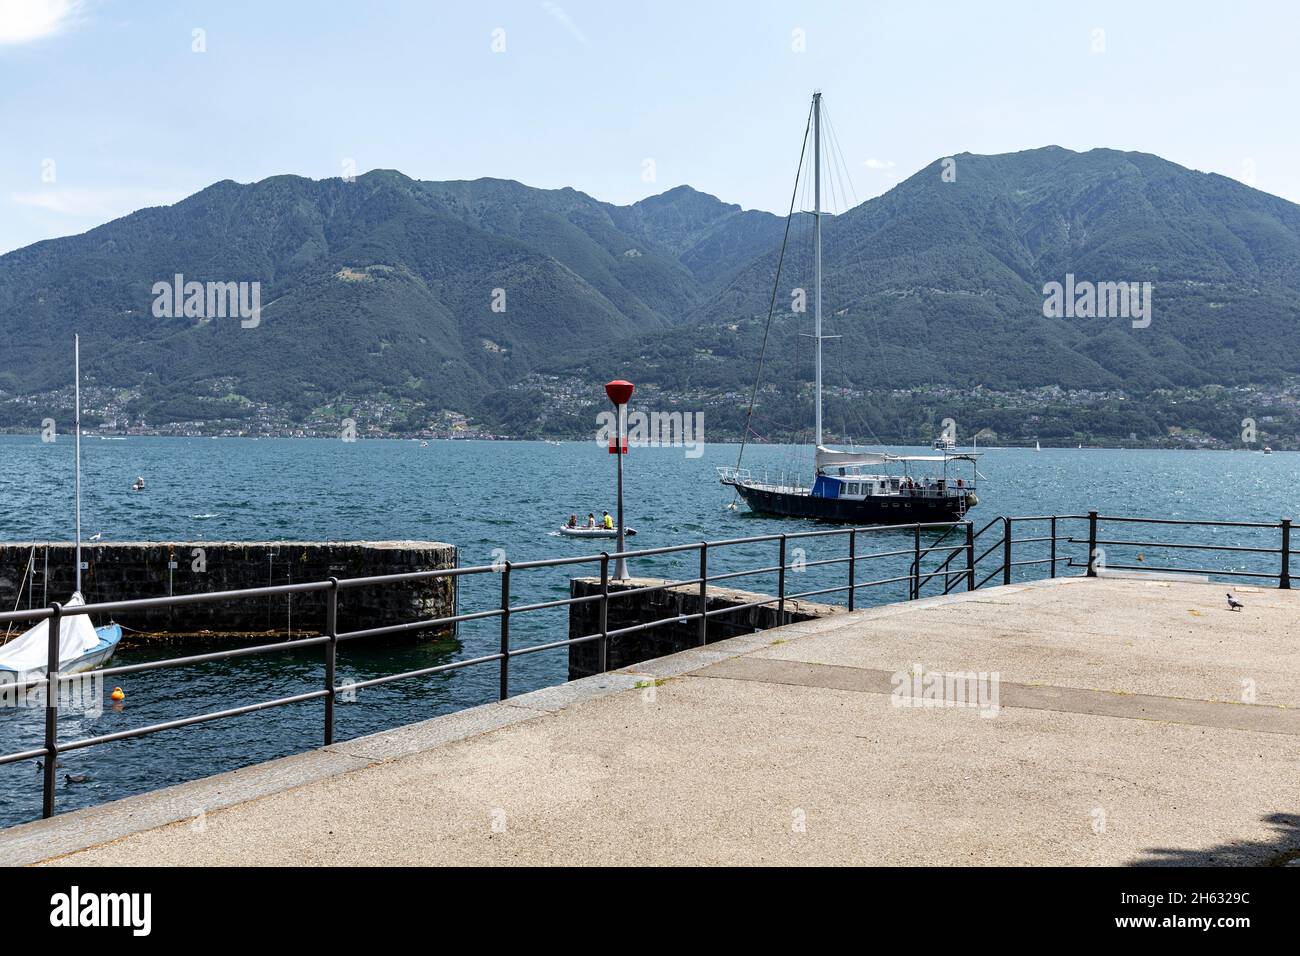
top-left (1129, 812), bottom-right (1300, 866)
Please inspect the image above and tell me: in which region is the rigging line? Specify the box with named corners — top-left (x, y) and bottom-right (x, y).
top-left (823, 102), bottom-right (889, 386)
top-left (733, 100), bottom-right (814, 476)
top-left (822, 102), bottom-right (859, 208)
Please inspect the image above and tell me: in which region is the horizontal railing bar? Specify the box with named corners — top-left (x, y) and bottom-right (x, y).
top-left (851, 573), bottom-right (918, 590)
top-left (702, 596), bottom-right (778, 617)
top-left (334, 564), bottom-right (495, 589)
top-left (606, 614), bottom-right (703, 638)
top-left (91, 634), bottom-right (331, 680)
top-left (506, 591), bottom-right (604, 616)
top-left (1007, 557), bottom-right (1070, 569)
top-left (783, 584), bottom-right (851, 601)
top-left (0, 746), bottom-right (51, 768)
top-left (505, 553), bottom-right (609, 571)
top-left (336, 609), bottom-right (497, 642)
top-left (0, 674), bottom-right (50, 693)
top-left (508, 632), bottom-right (602, 658)
top-left (788, 556), bottom-right (850, 571)
top-left (604, 577), bottom-right (705, 600)
top-left (853, 546), bottom-right (920, 562)
top-left (668, 521), bottom-right (965, 554)
top-left (59, 689), bottom-right (331, 752)
top-left (1095, 515), bottom-right (1280, 529)
top-left (1075, 537), bottom-right (1283, 555)
top-left (1067, 560), bottom-right (1279, 579)
top-left (0, 517), bottom-right (1097, 626)
top-left (336, 651), bottom-right (505, 693)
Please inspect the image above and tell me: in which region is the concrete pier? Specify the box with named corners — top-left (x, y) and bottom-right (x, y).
top-left (0, 541), bottom-right (456, 638)
top-left (3, 576), bottom-right (1299, 866)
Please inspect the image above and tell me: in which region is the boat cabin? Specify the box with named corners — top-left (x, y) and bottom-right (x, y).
top-left (809, 448), bottom-right (980, 502)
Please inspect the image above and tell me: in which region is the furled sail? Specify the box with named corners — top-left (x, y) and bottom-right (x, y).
top-left (814, 446), bottom-right (890, 471)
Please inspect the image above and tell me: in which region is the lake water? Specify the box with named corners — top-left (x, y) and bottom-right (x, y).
top-left (0, 435), bottom-right (1294, 826)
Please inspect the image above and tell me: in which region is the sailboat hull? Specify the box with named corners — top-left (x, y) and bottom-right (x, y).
top-left (0, 623), bottom-right (122, 680)
top-left (732, 483), bottom-right (973, 525)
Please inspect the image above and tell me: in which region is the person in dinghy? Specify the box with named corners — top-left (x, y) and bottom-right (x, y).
top-left (558, 511), bottom-right (636, 538)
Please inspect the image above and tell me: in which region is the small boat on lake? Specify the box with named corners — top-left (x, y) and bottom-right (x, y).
top-left (559, 525), bottom-right (637, 538)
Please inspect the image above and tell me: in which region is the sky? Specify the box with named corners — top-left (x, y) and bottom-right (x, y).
top-left (1, 0), bottom-right (1298, 255)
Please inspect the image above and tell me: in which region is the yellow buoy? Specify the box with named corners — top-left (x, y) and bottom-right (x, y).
top-left (110, 687), bottom-right (125, 702)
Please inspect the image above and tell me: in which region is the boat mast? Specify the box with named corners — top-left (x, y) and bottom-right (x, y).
top-left (813, 91), bottom-right (823, 450)
top-left (74, 334), bottom-right (82, 594)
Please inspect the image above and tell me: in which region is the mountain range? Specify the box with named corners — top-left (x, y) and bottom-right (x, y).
top-left (1, 147), bottom-right (1298, 443)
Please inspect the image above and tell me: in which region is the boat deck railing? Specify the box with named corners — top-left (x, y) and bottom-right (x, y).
top-left (0, 510), bottom-right (1293, 821)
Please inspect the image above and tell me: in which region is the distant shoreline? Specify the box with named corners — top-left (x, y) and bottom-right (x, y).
top-left (0, 432), bottom-right (1286, 452)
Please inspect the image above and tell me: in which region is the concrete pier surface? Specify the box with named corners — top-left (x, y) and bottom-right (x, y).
top-left (4, 576), bottom-right (1299, 866)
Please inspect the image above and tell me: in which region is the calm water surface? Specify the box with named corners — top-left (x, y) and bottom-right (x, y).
top-left (0, 435), bottom-right (1294, 825)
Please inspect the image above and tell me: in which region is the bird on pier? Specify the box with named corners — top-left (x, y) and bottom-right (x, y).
top-left (1226, 592), bottom-right (1244, 611)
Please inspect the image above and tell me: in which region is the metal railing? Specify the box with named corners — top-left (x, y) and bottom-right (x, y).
top-left (0, 510), bottom-right (1292, 820)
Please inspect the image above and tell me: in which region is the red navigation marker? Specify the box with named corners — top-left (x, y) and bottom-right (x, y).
top-left (604, 379), bottom-right (634, 406)
top-left (605, 380), bottom-right (633, 454)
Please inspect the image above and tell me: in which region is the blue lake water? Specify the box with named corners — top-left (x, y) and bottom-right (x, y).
top-left (0, 435), bottom-right (1294, 826)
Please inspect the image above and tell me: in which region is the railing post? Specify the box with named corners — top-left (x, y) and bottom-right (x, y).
top-left (324, 577), bottom-right (338, 745)
top-left (598, 552), bottom-right (609, 673)
top-left (847, 528), bottom-right (857, 611)
top-left (697, 543), bottom-right (708, 647)
top-left (911, 524), bottom-right (921, 599)
top-left (778, 534), bottom-right (787, 621)
top-left (42, 601), bottom-right (61, 819)
top-left (1281, 518), bottom-right (1292, 590)
top-left (965, 521), bottom-right (975, 591)
top-left (1050, 516), bottom-right (1057, 579)
top-left (1003, 517), bottom-right (1012, 586)
top-left (1086, 510), bottom-right (1099, 577)
top-left (499, 561), bottom-right (511, 700)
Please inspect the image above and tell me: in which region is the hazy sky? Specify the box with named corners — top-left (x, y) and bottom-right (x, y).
top-left (1, 0), bottom-right (1297, 254)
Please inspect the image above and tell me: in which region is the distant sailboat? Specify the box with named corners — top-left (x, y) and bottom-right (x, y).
top-left (1035, 440), bottom-right (1041, 452)
top-left (0, 336), bottom-right (122, 680)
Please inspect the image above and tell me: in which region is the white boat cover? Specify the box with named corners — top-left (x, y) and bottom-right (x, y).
top-left (815, 446), bottom-right (890, 469)
top-left (0, 592), bottom-right (101, 674)
top-left (815, 446), bottom-right (980, 470)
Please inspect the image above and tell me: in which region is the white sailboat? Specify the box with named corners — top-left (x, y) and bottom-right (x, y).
top-left (0, 336), bottom-right (122, 680)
